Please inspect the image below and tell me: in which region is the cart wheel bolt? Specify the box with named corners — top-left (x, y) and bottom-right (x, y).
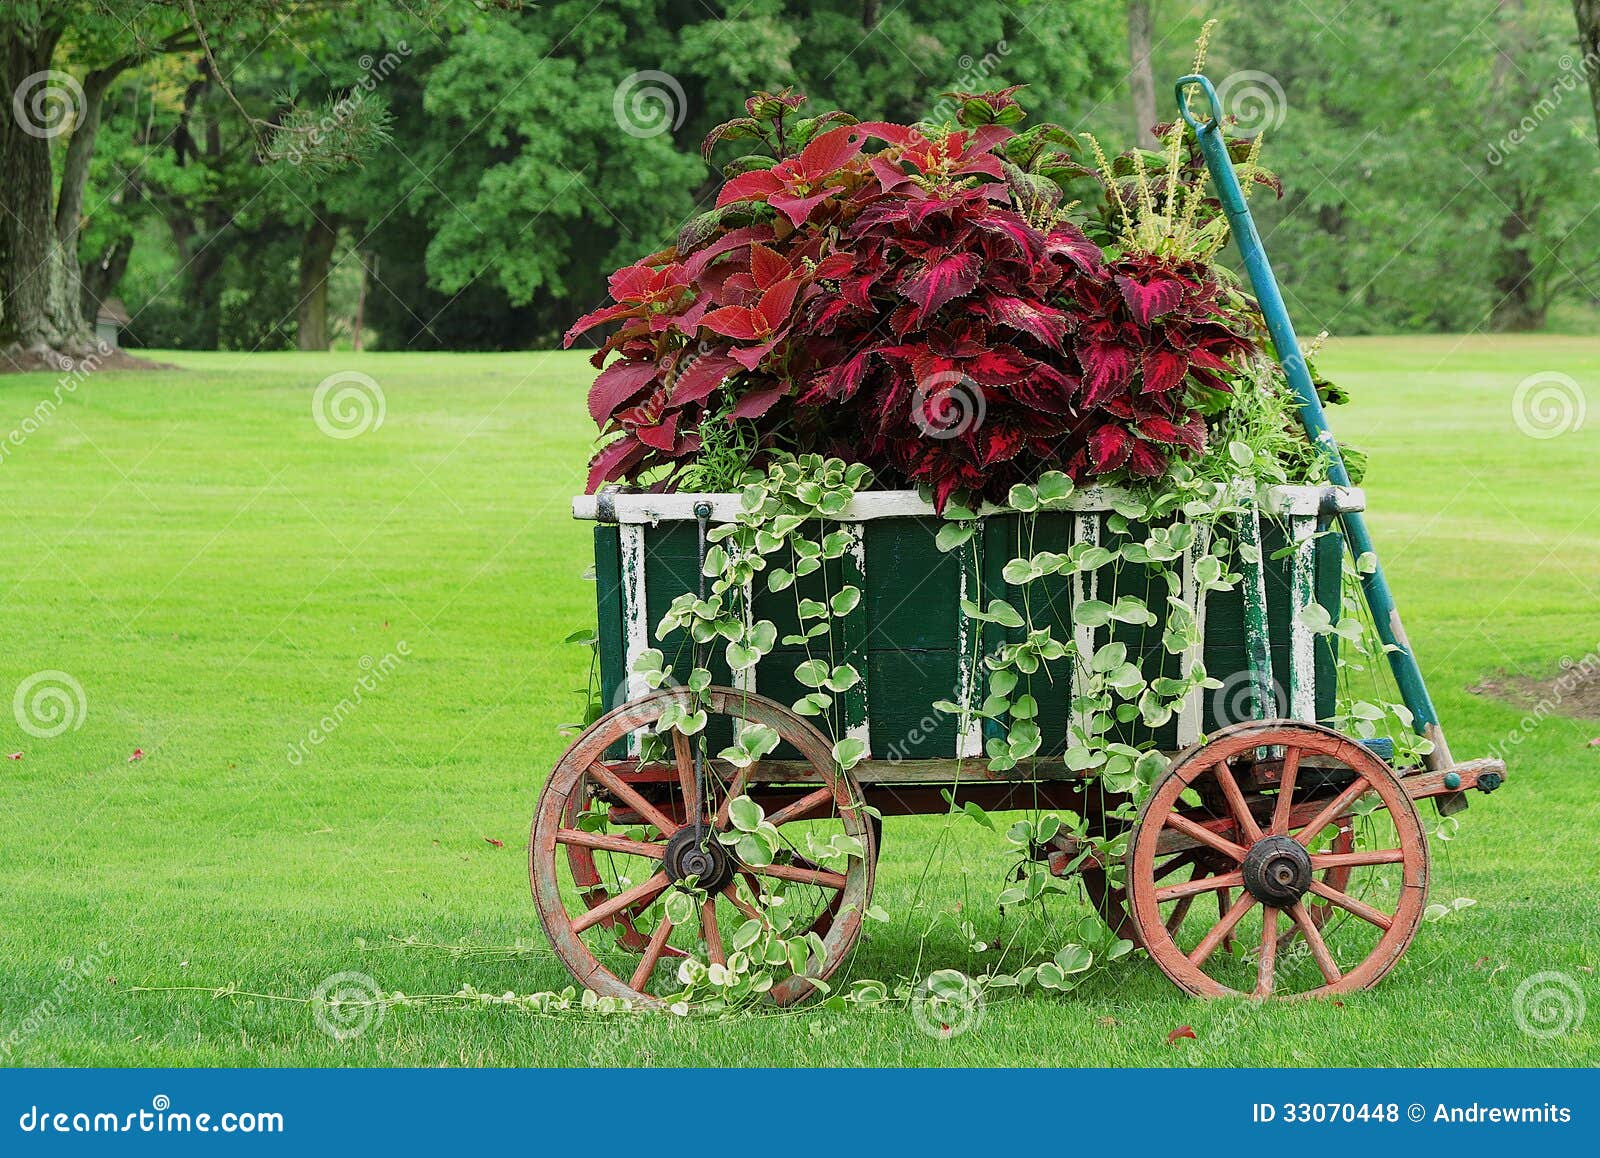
top-left (1443, 771), bottom-right (1461, 790)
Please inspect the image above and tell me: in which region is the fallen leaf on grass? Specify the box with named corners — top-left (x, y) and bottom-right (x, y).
top-left (1097, 1016), bottom-right (1119, 1028)
top-left (483, 836), bottom-right (504, 848)
top-left (1167, 1025), bottom-right (1196, 1045)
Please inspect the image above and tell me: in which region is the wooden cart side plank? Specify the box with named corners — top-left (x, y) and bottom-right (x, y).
top-left (620, 523), bottom-right (649, 756)
top-left (1237, 495), bottom-right (1275, 720)
top-left (1070, 511), bottom-right (1101, 741)
top-left (576, 486), bottom-right (1366, 524)
top-left (959, 531), bottom-right (984, 758)
top-left (1289, 514), bottom-right (1317, 721)
top-left (1176, 522), bottom-right (1212, 746)
top-left (840, 523), bottom-right (870, 749)
top-left (593, 525), bottom-right (629, 758)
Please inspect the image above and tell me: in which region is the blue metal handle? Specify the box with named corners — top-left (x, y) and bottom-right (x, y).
top-left (1174, 74), bottom-right (1448, 755)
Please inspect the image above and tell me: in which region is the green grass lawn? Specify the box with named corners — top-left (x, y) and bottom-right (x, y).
top-left (1, 336), bottom-right (1596, 1067)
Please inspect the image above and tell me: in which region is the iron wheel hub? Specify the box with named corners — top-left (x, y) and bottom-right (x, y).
top-left (663, 827), bottom-right (735, 893)
top-left (1241, 835), bottom-right (1313, 905)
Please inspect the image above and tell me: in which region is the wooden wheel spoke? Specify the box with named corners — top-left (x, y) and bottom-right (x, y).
top-left (747, 860), bottom-right (847, 890)
top-left (587, 762), bottom-right (679, 837)
top-left (1310, 848), bottom-right (1404, 869)
top-left (1187, 891), bottom-right (1256, 968)
top-left (628, 917), bottom-right (674, 992)
top-left (766, 787), bottom-right (835, 828)
top-left (571, 871), bottom-right (669, 933)
top-left (1290, 900), bottom-right (1343, 983)
top-left (713, 766), bottom-right (751, 829)
top-left (1255, 906), bottom-right (1279, 997)
top-left (720, 881), bottom-right (761, 920)
top-left (671, 730), bottom-right (698, 816)
top-left (1294, 775), bottom-right (1372, 848)
top-left (1165, 811), bottom-right (1249, 862)
top-left (1163, 862), bottom-right (1200, 935)
top-left (554, 828), bottom-right (666, 859)
top-left (1212, 759), bottom-right (1263, 844)
top-left (1165, 895), bottom-right (1195, 936)
top-left (1270, 747), bottom-right (1300, 835)
top-left (1155, 869), bottom-right (1244, 903)
top-left (701, 899), bottom-right (725, 966)
top-left (1307, 879), bottom-right (1394, 930)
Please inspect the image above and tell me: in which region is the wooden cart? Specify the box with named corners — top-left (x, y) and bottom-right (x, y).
top-left (529, 75), bottom-right (1507, 1004)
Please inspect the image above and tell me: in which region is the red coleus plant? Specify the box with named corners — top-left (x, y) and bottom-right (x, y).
top-left (565, 89), bottom-right (1257, 505)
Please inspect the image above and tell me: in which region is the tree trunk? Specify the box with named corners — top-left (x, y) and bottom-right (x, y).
top-left (1576, 0), bottom-right (1600, 148)
top-left (56, 62), bottom-right (128, 329)
top-left (297, 214), bottom-right (339, 351)
top-left (1128, 1), bottom-right (1158, 148)
top-left (0, 22), bottom-right (94, 357)
top-left (81, 235), bottom-right (133, 320)
top-left (1490, 191), bottom-right (1545, 330)
top-left (1489, 0), bottom-right (1544, 330)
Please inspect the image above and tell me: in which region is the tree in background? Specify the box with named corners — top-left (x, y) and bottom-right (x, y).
top-left (1127, 1), bottom-right (1158, 147)
top-left (1575, 0), bottom-right (1600, 144)
top-left (1, 2), bottom-right (197, 358)
top-left (13, 0), bottom-right (1599, 359)
top-left (1216, 0), bottom-right (1599, 333)
top-left (1, 0), bottom-right (409, 362)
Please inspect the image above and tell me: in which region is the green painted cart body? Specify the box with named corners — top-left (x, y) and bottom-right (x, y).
top-left (578, 486), bottom-right (1353, 768)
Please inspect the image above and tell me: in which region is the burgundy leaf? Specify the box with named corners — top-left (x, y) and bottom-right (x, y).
top-left (1127, 439), bottom-right (1168, 477)
top-left (586, 437), bottom-right (648, 492)
top-left (1078, 340), bottom-right (1135, 406)
top-left (986, 296), bottom-right (1069, 345)
top-left (634, 412), bottom-right (681, 452)
top-left (587, 359), bottom-right (660, 424)
top-left (1115, 274), bottom-right (1185, 325)
top-left (899, 252), bottom-right (981, 321)
top-left (1088, 424), bottom-right (1133, 472)
top-left (729, 382), bottom-right (787, 419)
top-left (716, 169), bottom-right (785, 208)
top-left (670, 354), bottom-right (741, 407)
top-left (1141, 348), bottom-right (1190, 394)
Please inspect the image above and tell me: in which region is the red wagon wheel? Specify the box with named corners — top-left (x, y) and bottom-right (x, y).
top-left (1079, 795), bottom-right (1355, 950)
top-left (531, 687), bottom-right (876, 1009)
top-left (1126, 720), bottom-right (1427, 998)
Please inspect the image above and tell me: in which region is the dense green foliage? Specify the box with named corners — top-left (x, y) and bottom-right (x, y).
top-left (13, 0), bottom-right (1600, 354)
